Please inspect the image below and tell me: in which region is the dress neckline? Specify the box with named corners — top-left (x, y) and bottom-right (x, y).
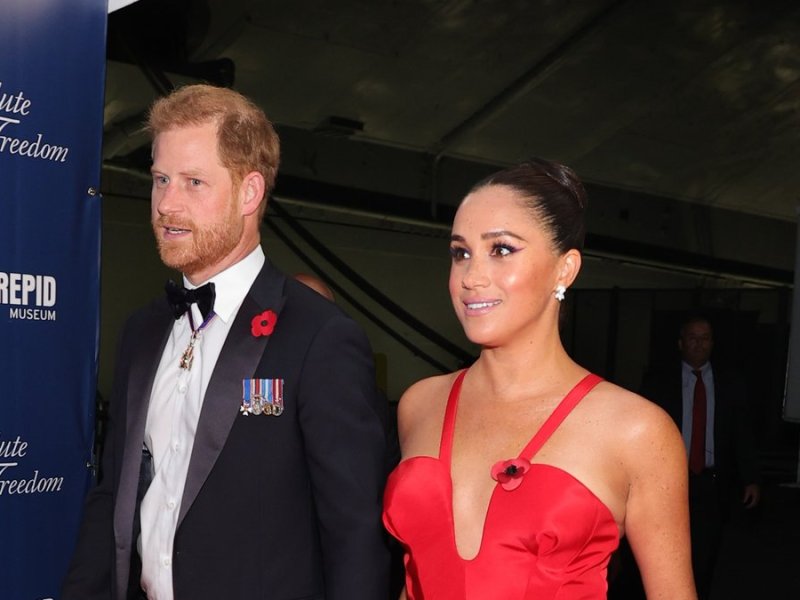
top-left (437, 369), bottom-right (605, 561)
top-left (438, 369), bottom-right (604, 468)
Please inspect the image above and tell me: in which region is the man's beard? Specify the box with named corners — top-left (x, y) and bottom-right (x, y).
top-left (153, 210), bottom-right (243, 278)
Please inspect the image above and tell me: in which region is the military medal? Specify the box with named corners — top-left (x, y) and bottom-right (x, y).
top-left (179, 330), bottom-right (199, 370)
top-left (269, 378), bottom-right (284, 415)
top-left (242, 378), bottom-right (284, 416)
top-left (180, 312), bottom-right (216, 371)
top-left (241, 379), bottom-right (252, 415)
top-left (253, 379), bottom-right (265, 414)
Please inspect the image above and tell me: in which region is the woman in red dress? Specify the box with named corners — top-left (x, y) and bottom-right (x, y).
top-left (383, 158), bottom-right (696, 600)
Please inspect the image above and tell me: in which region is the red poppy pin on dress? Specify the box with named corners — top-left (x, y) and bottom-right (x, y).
top-left (490, 457), bottom-right (531, 491)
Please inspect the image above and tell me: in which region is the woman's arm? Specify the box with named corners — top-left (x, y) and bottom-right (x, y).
top-left (622, 401), bottom-right (697, 600)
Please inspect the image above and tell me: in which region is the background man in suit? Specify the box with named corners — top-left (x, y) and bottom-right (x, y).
top-left (62, 84), bottom-right (391, 600)
top-left (640, 313), bottom-right (760, 599)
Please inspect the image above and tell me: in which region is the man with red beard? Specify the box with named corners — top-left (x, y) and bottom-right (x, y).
top-left (63, 85), bottom-right (392, 600)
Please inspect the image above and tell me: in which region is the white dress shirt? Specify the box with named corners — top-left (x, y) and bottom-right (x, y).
top-left (681, 360), bottom-right (716, 469)
top-left (139, 246), bottom-right (265, 600)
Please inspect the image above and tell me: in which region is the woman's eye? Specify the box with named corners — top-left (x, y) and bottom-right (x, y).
top-left (190, 178), bottom-right (203, 186)
top-left (449, 246), bottom-right (470, 261)
top-left (491, 243), bottom-right (517, 257)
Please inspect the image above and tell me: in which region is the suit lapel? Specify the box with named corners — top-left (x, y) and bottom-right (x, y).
top-left (113, 303), bottom-right (172, 598)
top-left (178, 263), bottom-right (287, 525)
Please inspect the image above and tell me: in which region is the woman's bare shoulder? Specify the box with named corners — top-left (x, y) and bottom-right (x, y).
top-left (399, 371), bottom-right (461, 414)
top-left (591, 381), bottom-right (684, 460)
top-left (402, 371), bottom-right (461, 397)
top-left (396, 371), bottom-right (464, 450)
top-left (591, 380), bottom-right (671, 421)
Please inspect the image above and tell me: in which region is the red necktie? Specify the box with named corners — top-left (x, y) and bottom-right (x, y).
top-left (690, 370), bottom-right (706, 474)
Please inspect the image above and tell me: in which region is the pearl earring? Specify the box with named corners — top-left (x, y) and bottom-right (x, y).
top-left (554, 285), bottom-right (566, 302)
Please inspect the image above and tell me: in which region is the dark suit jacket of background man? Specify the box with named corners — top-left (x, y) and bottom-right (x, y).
top-left (640, 363), bottom-right (760, 507)
top-left (62, 259), bottom-right (392, 600)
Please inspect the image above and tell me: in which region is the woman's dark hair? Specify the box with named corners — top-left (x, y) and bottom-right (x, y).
top-left (469, 157), bottom-right (587, 253)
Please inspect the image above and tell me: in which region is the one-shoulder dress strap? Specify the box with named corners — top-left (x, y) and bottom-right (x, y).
top-left (439, 369), bottom-right (468, 463)
top-left (519, 373), bottom-right (603, 461)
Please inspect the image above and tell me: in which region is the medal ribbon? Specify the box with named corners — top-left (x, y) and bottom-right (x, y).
top-left (180, 311), bottom-right (216, 371)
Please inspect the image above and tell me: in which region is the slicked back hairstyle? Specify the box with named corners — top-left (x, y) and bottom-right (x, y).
top-left (469, 157), bottom-right (588, 254)
top-left (146, 84), bottom-right (280, 218)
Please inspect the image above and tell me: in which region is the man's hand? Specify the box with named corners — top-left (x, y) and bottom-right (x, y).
top-left (742, 483), bottom-right (761, 509)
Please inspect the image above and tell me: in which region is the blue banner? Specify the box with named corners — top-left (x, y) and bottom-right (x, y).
top-left (0, 1), bottom-right (106, 598)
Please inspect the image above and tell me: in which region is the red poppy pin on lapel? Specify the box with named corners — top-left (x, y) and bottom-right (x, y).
top-left (251, 310), bottom-right (278, 337)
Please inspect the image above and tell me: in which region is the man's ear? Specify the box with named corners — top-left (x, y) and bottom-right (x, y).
top-left (240, 171), bottom-right (265, 217)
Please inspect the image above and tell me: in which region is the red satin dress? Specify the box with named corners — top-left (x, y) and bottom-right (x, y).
top-left (383, 371), bottom-right (620, 599)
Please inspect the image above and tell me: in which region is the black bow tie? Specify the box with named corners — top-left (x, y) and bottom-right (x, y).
top-left (165, 280), bottom-right (216, 321)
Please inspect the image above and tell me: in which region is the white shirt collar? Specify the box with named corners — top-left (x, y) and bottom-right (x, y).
top-left (682, 360), bottom-right (710, 376)
top-left (182, 245), bottom-right (265, 324)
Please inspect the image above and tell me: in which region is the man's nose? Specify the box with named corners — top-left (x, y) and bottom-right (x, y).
top-left (155, 183), bottom-right (181, 215)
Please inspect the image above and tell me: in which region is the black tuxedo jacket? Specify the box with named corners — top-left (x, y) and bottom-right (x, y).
top-left (63, 260), bottom-right (391, 599)
top-left (640, 363), bottom-right (759, 501)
